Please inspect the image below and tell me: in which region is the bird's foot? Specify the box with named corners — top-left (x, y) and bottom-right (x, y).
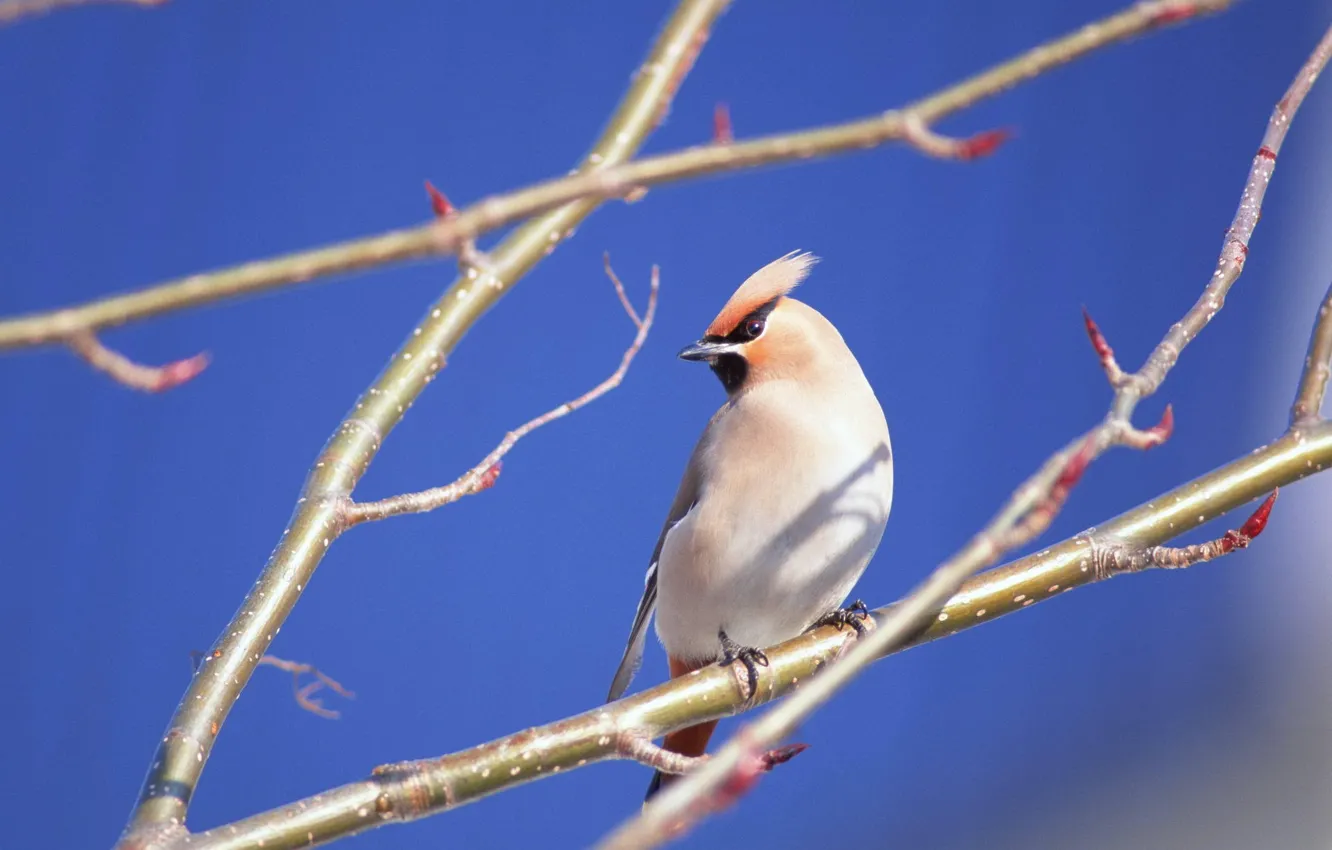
top-left (811, 599), bottom-right (872, 637)
top-left (717, 629), bottom-right (769, 696)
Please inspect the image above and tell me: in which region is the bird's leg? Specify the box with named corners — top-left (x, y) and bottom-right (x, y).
top-left (717, 628), bottom-right (769, 696)
top-left (811, 599), bottom-right (872, 637)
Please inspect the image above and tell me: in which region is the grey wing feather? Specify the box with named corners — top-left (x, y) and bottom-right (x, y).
top-left (606, 427), bottom-right (711, 702)
top-left (606, 562), bottom-right (658, 702)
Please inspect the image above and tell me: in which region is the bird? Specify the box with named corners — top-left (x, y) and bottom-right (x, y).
top-left (606, 250), bottom-right (894, 801)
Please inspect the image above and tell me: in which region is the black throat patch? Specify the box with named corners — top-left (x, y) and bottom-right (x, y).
top-left (702, 296), bottom-right (780, 394)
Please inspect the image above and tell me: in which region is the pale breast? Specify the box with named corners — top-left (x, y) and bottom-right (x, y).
top-left (654, 380), bottom-right (893, 663)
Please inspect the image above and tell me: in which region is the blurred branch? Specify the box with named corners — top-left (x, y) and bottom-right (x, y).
top-left (256, 656), bottom-right (354, 721)
top-left (182, 424), bottom-right (1325, 850)
top-left (0, 0), bottom-right (163, 26)
top-left (115, 1), bottom-right (730, 845)
top-left (65, 331), bottom-right (208, 393)
top-left (1291, 281), bottom-right (1332, 426)
top-left (0, 0), bottom-right (1225, 353)
top-left (345, 262), bottom-right (658, 526)
top-left (604, 21), bottom-right (1332, 845)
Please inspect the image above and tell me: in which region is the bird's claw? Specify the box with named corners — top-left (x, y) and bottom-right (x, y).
top-left (718, 629), bottom-right (769, 696)
top-left (812, 599), bottom-right (872, 636)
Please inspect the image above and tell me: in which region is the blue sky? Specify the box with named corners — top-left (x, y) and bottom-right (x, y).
top-left (5, 2), bottom-right (1332, 848)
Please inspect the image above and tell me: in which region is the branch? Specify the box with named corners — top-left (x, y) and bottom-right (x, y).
top-left (1114, 14), bottom-right (1332, 415)
top-left (0, 0), bottom-right (163, 25)
top-left (599, 20), bottom-right (1332, 846)
top-left (345, 261), bottom-right (658, 526)
top-left (65, 331), bottom-right (208, 393)
top-left (0, 0), bottom-right (1228, 352)
top-left (114, 2), bottom-right (729, 845)
top-left (1291, 281), bottom-right (1332, 426)
top-left (181, 422), bottom-right (1326, 850)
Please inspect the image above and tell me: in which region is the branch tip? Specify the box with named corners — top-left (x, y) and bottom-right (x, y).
top-left (956, 127), bottom-right (1013, 160)
top-left (1229, 488), bottom-right (1278, 546)
top-left (66, 331), bottom-right (209, 393)
top-left (758, 742), bottom-right (808, 770)
top-left (1150, 4), bottom-right (1201, 26)
top-left (424, 180), bottom-right (454, 218)
top-left (712, 102), bottom-right (734, 145)
top-left (1081, 307), bottom-right (1126, 384)
top-left (1144, 404), bottom-right (1175, 447)
top-left (154, 351), bottom-right (211, 391)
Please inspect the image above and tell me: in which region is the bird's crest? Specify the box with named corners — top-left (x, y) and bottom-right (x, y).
top-left (706, 251), bottom-right (818, 337)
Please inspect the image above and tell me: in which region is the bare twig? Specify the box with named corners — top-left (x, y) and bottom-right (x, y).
top-left (65, 331), bottom-right (208, 393)
top-left (257, 656), bottom-right (354, 721)
top-left (0, 0), bottom-right (163, 25)
top-left (345, 262), bottom-right (659, 526)
top-left (1291, 281), bottom-right (1332, 426)
top-left (598, 21), bottom-right (1332, 848)
top-left (0, 0), bottom-right (1227, 353)
top-left (114, 3), bottom-right (729, 843)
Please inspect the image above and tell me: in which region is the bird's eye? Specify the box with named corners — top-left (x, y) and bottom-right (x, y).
top-left (744, 319), bottom-right (765, 338)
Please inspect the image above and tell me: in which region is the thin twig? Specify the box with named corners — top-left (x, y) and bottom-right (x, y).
top-left (114, 3), bottom-right (729, 842)
top-left (65, 331), bottom-right (208, 393)
top-left (597, 21), bottom-right (1332, 848)
top-left (0, 0), bottom-right (1228, 352)
top-left (1116, 17), bottom-right (1332, 415)
top-left (1291, 281), bottom-right (1332, 426)
top-left (180, 421), bottom-right (1328, 850)
top-left (257, 655), bottom-right (355, 720)
top-left (902, 113), bottom-right (1012, 161)
top-left (345, 262), bottom-right (658, 526)
top-left (0, 0), bottom-right (163, 25)
top-left (1092, 490), bottom-right (1278, 574)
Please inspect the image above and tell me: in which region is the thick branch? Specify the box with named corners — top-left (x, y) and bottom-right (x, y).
top-left (0, 0), bottom-right (1227, 352)
top-left (345, 263), bottom-right (658, 525)
top-left (115, 2), bottom-right (729, 844)
top-left (181, 422), bottom-right (1331, 850)
top-left (603, 21), bottom-right (1332, 843)
top-left (1291, 281), bottom-right (1332, 426)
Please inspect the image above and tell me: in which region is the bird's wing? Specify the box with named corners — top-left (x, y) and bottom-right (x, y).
top-left (606, 428), bottom-right (711, 702)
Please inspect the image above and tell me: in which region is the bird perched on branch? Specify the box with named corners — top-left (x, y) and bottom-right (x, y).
top-left (607, 251), bottom-right (894, 800)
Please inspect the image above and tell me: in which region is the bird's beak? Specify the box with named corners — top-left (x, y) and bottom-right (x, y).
top-left (677, 339), bottom-right (742, 361)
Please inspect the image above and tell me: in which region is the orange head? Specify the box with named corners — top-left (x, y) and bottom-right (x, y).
top-left (679, 251), bottom-right (852, 393)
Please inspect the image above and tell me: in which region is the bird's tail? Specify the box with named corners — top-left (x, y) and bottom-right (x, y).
top-left (645, 719), bottom-right (718, 802)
